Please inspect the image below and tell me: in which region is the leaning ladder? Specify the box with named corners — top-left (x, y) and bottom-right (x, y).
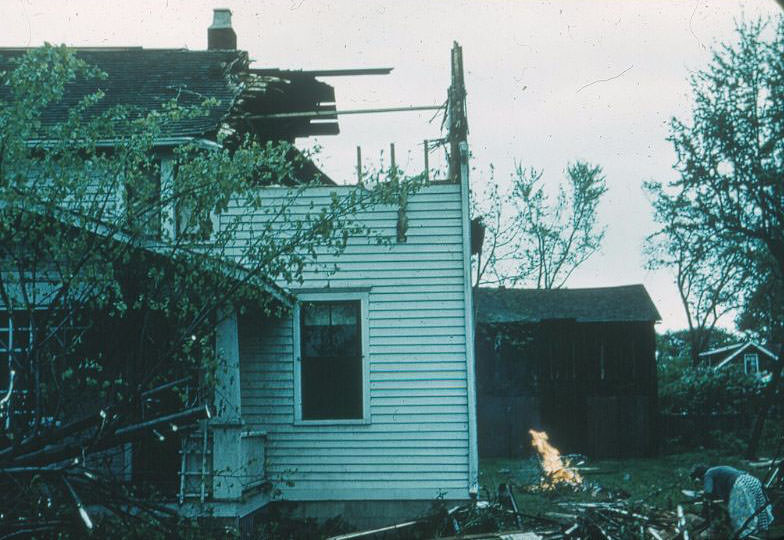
top-left (178, 421), bottom-right (212, 504)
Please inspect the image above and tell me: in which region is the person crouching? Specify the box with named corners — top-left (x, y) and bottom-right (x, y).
top-left (690, 464), bottom-right (774, 538)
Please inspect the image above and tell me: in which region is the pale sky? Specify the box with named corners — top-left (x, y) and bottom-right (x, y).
top-left (2, 0), bottom-right (781, 331)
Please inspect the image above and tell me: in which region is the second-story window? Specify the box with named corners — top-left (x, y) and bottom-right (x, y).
top-left (125, 164), bottom-right (161, 240)
top-left (175, 196), bottom-right (213, 242)
top-left (172, 163), bottom-right (214, 242)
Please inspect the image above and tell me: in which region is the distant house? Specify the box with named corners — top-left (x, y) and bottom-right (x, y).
top-left (475, 285), bottom-right (660, 459)
top-left (700, 341), bottom-right (779, 380)
top-left (0, 10), bottom-right (478, 529)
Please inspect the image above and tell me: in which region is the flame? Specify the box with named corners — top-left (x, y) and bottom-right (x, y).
top-left (529, 429), bottom-right (582, 488)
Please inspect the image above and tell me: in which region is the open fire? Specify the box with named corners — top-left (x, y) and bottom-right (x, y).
top-left (529, 429), bottom-right (583, 489)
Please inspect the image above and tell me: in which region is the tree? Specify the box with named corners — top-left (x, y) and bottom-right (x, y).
top-left (646, 15), bottom-right (784, 458)
top-left (475, 160), bottom-right (606, 289)
top-left (654, 16), bottom-right (784, 287)
top-left (0, 46), bottom-right (414, 536)
top-left (736, 255), bottom-right (784, 343)
top-left (645, 206), bottom-right (750, 365)
top-left (656, 328), bottom-right (736, 368)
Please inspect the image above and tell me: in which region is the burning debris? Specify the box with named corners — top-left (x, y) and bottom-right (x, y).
top-left (330, 432), bottom-right (784, 539)
top-left (529, 430), bottom-right (583, 490)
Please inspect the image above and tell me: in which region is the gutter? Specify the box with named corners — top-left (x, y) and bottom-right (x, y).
top-left (25, 137), bottom-right (223, 151)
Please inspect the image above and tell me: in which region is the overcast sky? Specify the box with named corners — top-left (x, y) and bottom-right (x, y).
top-left (2, 0), bottom-right (781, 331)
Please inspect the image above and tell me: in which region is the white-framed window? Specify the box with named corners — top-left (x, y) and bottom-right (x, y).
top-left (173, 164), bottom-right (217, 242)
top-left (293, 291), bottom-right (369, 424)
top-left (744, 353), bottom-right (760, 374)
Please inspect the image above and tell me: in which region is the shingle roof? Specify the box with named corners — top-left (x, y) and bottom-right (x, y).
top-left (0, 48), bottom-right (246, 139)
top-left (476, 284), bottom-right (661, 324)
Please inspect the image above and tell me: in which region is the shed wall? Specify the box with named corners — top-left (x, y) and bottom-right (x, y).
top-left (476, 320), bottom-right (658, 458)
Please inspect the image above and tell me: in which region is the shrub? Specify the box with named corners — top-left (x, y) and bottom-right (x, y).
top-left (658, 364), bottom-right (764, 416)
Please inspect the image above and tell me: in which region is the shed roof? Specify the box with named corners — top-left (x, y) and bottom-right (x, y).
top-left (476, 284), bottom-right (661, 324)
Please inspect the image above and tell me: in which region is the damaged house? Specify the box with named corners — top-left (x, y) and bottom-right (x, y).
top-left (475, 285), bottom-right (660, 459)
top-left (0, 9), bottom-right (478, 530)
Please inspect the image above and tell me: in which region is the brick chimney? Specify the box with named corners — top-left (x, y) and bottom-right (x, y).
top-left (208, 8), bottom-right (236, 50)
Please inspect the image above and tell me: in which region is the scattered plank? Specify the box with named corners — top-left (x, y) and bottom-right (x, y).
top-left (326, 519), bottom-right (421, 540)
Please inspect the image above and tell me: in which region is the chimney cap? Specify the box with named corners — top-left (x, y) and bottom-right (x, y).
top-left (209, 8), bottom-right (233, 29)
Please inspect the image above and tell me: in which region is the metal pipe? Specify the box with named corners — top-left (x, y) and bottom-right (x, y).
top-left (244, 105), bottom-right (444, 120)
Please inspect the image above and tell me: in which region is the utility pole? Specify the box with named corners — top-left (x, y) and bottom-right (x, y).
top-left (449, 41), bottom-right (479, 497)
top-left (448, 42), bottom-right (468, 182)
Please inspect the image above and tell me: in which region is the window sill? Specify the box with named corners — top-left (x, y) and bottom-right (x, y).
top-left (294, 418), bottom-right (371, 427)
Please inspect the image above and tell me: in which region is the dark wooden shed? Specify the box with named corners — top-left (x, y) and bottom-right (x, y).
top-left (475, 285), bottom-right (661, 459)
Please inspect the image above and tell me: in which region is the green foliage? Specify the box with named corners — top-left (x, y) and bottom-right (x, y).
top-left (646, 15), bottom-right (784, 356)
top-left (0, 45), bottom-right (423, 537)
top-left (657, 331), bottom-right (761, 426)
top-left (0, 45), bottom-right (419, 423)
top-left (475, 160), bottom-right (606, 288)
top-left (656, 328), bottom-right (736, 369)
top-left (736, 258), bottom-right (784, 343)
top-left (658, 364), bottom-right (763, 416)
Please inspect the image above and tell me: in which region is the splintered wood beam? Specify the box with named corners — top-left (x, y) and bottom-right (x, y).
top-left (250, 68), bottom-right (393, 77)
top-left (424, 139), bottom-right (430, 181)
top-left (244, 105), bottom-right (444, 120)
top-left (390, 143), bottom-right (396, 171)
top-left (356, 146), bottom-right (362, 183)
top-left (291, 68), bottom-right (392, 77)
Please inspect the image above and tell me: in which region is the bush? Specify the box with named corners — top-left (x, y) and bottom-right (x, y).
top-left (658, 364), bottom-right (764, 416)
top-left (657, 360), bottom-right (776, 451)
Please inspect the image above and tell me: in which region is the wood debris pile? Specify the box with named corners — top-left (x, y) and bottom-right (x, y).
top-left (532, 500), bottom-right (703, 539)
top-left (330, 444), bottom-right (784, 539)
top-left (327, 496), bottom-right (710, 540)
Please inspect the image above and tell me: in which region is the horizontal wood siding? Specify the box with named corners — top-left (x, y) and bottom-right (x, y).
top-left (233, 184), bottom-right (470, 501)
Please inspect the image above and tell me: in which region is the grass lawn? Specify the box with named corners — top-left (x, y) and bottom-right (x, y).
top-left (481, 450), bottom-right (747, 511)
top-left (480, 450), bottom-right (784, 536)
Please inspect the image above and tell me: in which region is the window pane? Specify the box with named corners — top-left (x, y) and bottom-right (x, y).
top-left (330, 303), bottom-right (357, 326)
top-left (303, 303), bottom-right (331, 326)
top-left (300, 300), bottom-right (362, 420)
top-left (302, 354), bottom-right (362, 420)
top-left (302, 302), bottom-right (359, 357)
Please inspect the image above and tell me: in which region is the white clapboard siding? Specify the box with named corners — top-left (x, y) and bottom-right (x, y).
top-left (232, 183), bottom-right (472, 501)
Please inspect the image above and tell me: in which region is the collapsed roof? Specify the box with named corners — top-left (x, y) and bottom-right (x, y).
top-left (476, 284), bottom-right (661, 324)
top-left (0, 48), bottom-right (338, 145)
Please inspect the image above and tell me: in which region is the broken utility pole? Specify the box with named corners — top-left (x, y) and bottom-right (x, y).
top-left (447, 42), bottom-right (468, 182)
